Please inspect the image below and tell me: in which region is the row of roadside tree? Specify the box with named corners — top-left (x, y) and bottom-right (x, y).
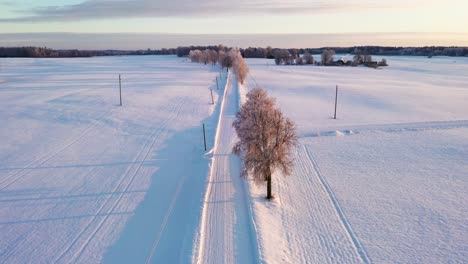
top-left (189, 47), bottom-right (297, 200)
top-left (189, 48), bottom-right (248, 84)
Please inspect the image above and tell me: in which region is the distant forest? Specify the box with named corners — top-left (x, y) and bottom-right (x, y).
top-left (0, 47), bottom-right (176, 58)
top-left (1, 45), bottom-right (467, 58)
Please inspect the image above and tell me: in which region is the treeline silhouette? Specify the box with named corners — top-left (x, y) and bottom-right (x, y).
top-left (0, 47), bottom-right (176, 58)
top-left (1, 45), bottom-right (467, 58)
top-left (178, 45), bottom-right (468, 58)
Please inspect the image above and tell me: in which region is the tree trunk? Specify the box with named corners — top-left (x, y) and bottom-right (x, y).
top-left (266, 173), bottom-right (272, 200)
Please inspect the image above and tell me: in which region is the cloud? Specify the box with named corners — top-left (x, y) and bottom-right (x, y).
top-left (0, 0), bottom-right (422, 23)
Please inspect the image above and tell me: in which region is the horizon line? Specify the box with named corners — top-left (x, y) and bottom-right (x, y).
top-left (2, 32), bottom-right (468, 35)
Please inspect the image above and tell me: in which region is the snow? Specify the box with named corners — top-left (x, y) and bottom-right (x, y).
top-left (304, 127), bottom-right (468, 263)
top-left (0, 56), bottom-right (225, 263)
top-left (260, 56), bottom-right (468, 135)
top-left (193, 72), bottom-right (259, 264)
top-left (244, 56), bottom-right (468, 263)
top-left (1, 54), bottom-right (467, 263)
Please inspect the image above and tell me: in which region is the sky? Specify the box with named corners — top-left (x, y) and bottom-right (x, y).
top-left (0, 0), bottom-right (467, 48)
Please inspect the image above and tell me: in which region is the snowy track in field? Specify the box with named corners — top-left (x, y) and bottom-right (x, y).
top-left (304, 146), bottom-right (370, 264)
top-left (245, 56), bottom-right (468, 263)
top-left (0, 56), bottom-right (222, 263)
top-left (303, 119), bottom-right (468, 138)
top-left (54, 98), bottom-right (187, 263)
top-left (0, 110), bottom-right (110, 191)
top-left (248, 137), bottom-right (367, 264)
top-left (195, 73), bottom-right (259, 264)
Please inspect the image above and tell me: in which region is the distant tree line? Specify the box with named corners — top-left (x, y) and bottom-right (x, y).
top-left (239, 46), bottom-right (468, 58)
top-left (271, 48), bottom-right (388, 68)
top-left (0, 47), bottom-right (177, 58)
top-left (2, 45), bottom-right (467, 58)
top-left (311, 46), bottom-right (468, 57)
top-left (180, 45), bottom-right (468, 59)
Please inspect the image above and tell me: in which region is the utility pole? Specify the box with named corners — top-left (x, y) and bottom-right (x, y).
top-left (210, 89), bottom-right (214, 104)
top-left (334, 85), bottom-right (338, 119)
top-left (119, 74), bottom-right (122, 106)
top-left (203, 123), bottom-right (207, 151)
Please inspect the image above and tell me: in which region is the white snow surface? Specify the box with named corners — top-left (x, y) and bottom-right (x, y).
top-left (245, 56), bottom-right (468, 263)
top-left (193, 72), bottom-right (259, 264)
top-left (1, 54), bottom-right (467, 264)
top-left (0, 56), bottom-right (226, 263)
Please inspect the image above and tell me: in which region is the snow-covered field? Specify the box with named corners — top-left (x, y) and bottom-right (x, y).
top-left (0, 56), bottom-right (226, 263)
top-left (1, 54), bottom-right (467, 264)
top-left (244, 56), bottom-right (468, 263)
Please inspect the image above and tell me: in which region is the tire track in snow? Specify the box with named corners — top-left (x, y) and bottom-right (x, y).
top-left (72, 98), bottom-right (188, 262)
top-left (194, 71), bottom-right (232, 264)
top-left (263, 145), bottom-right (363, 263)
top-left (304, 146), bottom-right (371, 264)
top-left (143, 73), bottom-right (233, 263)
top-left (0, 110), bottom-right (111, 191)
top-left (52, 98), bottom-right (187, 263)
top-left (303, 119), bottom-right (468, 138)
top-left (0, 163), bottom-right (105, 264)
top-left (144, 174), bottom-right (186, 264)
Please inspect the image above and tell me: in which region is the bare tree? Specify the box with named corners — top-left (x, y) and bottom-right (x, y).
top-left (233, 88), bottom-right (297, 200)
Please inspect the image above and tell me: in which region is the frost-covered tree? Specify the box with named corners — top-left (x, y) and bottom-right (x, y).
top-left (220, 49), bottom-right (236, 68)
top-left (232, 50), bottom-right (249, 84)
top-left (297, 56), bottom-right (304, 65)
top-left (209, 50), bottom-right (218, 65)
top-left (274, 50), bottom-right (282, 65)
top-left (274, 49), bottom-right (291, 65)
top-left (218, 50), bottom-right (226, 68)
top-left (378, 58), bottom-right (388, 66)
top-left (353, 49), bottom-right (363, 64)
top-left (303, 52), bottom-right (314, 64)
top-left (189, 48), bottom-right (250, 83)
top-left (233, 88), bottom-right (297, 200)
top-left (202, 49), bottom-right (211, 65)
top-left (189, 50), bottom-right (203, 63)
top-left (353, 49), bottom-right (373, 65)
top-left (363, 54), bottom-right (373, 64)
top-left (321, 50), bottom-right (335, 65)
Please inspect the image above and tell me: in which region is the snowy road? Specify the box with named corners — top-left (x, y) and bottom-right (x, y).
top-left (194, 73), bottom-right (259, 264)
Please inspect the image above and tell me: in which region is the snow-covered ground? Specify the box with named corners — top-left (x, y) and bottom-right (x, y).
top-left (1, 54), bottom-right (467, 264)
top-left (245, 56), bottom-right (468, 263)
top-left (193, 73), bottom-right (259, 264)
top-left (0, 56), bottom-right (226, 263)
